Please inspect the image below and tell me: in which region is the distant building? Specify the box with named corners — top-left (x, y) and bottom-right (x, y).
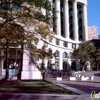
top-left (98, 35), bottom-right (100, 39)
top-left (88, 26), bottom-right (98, 40)
top-left (90, 39), bottom-right (100, 49)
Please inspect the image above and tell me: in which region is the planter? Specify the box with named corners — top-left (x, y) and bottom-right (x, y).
top-left (69, 77), bottom-right (76, 81)
top-left (56, 77), bottom-right (62, 81)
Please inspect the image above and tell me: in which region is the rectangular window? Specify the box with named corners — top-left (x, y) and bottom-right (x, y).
top-left (3, 59), bottom-right (19, 69)
top-left (72, 43), bottom-right (76, 49)
top-left (56, 39), bottom-right (59, 45)
top-left (63, 41), bottom-right (68, 47)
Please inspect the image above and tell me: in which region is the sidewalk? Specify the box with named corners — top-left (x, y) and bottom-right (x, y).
top-left (0, 93), bottom-right (91, 100)
top-left (48, 78), bottom-right (100, 94)
top-left (0, 71), bottom-right (99, 100)
top-left (46, 71), bottom-right (100, 100)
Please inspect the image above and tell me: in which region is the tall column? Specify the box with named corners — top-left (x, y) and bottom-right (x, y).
top-left (48, 0), bottom-right (53, 32)
top-left (63, 0), bottom-right (69, 39)
top-left (82, 4), bottom-right (88, 41)
top-left (73, 0), bottom-right (78, 41)
top-left (55, 0), bottom-right (61, 35)
top-left (44, 58), bottom-right (48, 69)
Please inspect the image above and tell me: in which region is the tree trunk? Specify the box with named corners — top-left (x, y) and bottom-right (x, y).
top-left (5, 68), bottom-right (9, 79)
top-left (5, 39), bottom-right (9, 80)
top-left (97, 63), bottom-right (98, 71)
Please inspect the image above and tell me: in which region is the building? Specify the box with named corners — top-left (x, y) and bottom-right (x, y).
top-left (0, 0), bottom-right (88, 79)
top-left (98, 35), bottom-right (100, 39)
top-left (90, 39), bottom-right (100, 49)
top-left (88, 26), bottom-right (99, 40)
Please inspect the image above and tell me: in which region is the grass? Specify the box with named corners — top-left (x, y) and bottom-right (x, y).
top-left (0, 80), bottom-right (76, 94)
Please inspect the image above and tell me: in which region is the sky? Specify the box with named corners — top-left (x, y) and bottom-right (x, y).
top-left (87, 0), bottom-right (100, 34)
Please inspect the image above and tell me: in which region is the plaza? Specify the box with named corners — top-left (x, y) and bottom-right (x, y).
top-left (0, 71), bottom-right (100, 100)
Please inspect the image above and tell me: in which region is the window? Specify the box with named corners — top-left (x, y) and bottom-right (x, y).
top-left (49, 39), bottom-right (52, 43)
top-left (3, 59), bottom-right (19, 69)
top-left (56, 39), bottom-right (59, 45)
top-left (63, 52), bottom-right (68, 58)
top-left (63, 52), bottom-right (68, 71)
top-left (55, 50), bottom-right (59, 57)
top-left (55, 50), bottom-right (59, 69)
top-left (72, 43), bottom-right (76, 49)
top-left (52, 0), bottom-right (55, 8)
top-left (63, 41), bottom-right (68, 47)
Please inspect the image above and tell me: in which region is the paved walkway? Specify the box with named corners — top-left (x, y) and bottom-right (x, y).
top-left (0, 93), bottom-right (93, 100)
top-left (47, 71), bottom-right (100, 100)
top-left (0, 71), bottom-right (100, 100)
top-left (48, 71), bottom-right (100, 94)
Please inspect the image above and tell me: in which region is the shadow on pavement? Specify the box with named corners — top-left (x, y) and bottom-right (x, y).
top-left (94, 73), bottom-right (100, 77)
top-left (64, 83), bottom-right (100, 94)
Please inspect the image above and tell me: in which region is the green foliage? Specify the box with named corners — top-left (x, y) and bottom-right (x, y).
top-left (0, 0), bottom-right (53, 55)
top-left (0, 80), bottom-right (76, 94)
top-left (0, 0), bottom-right (53, 77)
top-left (93, 48), bottom-right (100, 63)
top-left (72, 41), bottom-right (96, 65)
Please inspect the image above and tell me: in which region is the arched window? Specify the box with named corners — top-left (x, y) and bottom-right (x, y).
top-left (62, 52), bottom-right (68, 71)
top-left (48, 48), bottom-right (52, 54)
top-left (48, 48), bottom-right (52, 62)
top-left (55, 50), bottom-right (59, 57)
top-left (63, 52), bottom-right (68, 58)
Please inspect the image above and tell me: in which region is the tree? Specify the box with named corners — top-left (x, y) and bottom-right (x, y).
top-left (93, 48), bottom-right (100, 70)
top-left (72, 41), bottom-right (96, 70)
top-left (0, 0), bottom-right (53, 79)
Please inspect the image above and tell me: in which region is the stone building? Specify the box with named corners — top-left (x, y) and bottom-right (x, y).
top-left (0, 0), bottom-right (88, 79)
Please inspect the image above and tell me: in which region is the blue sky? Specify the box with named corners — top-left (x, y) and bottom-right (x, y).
top-left (87, 0), bottom-right (100, 34)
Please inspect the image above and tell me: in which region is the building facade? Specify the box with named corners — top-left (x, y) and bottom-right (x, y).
top-left (0, 0), bottom-right (88, 79)
top-left (98, 35), bottom-right (100, 39)
top-left (88, 26), bottom-right (99, 40)
top-left (45, 0), bottom-right (88, 70)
